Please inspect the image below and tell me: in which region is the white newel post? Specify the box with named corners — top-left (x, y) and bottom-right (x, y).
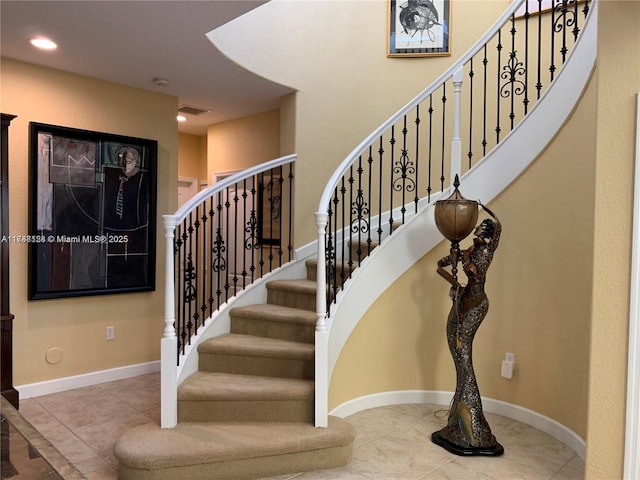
top-left (451, 67), bottom-right (464, 183)
top-left (161, 215), bottom-right (178, 428)
top-left (314, 212), bottom-right (329, 428)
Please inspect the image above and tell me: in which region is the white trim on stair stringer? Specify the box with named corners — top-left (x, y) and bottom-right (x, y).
top-left (16, 361), bottom-right (160, 399)
top-left (624, 92), bottom-right (640, 480)
top-left (326, 0), bottom-right (598, 379)
top-left (329, 390), bottom-right (586, 460)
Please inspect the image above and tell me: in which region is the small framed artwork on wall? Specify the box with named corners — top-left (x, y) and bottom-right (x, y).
top-left (388, 0), bottom-right (451, 57)
top-left (28, 122), bottom-right (157, 300)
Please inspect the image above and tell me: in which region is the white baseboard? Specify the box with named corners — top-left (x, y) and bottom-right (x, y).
top-left (329, 390), bottom-right (586, 460)
top-left (16, 361), bottom-right (160, 399)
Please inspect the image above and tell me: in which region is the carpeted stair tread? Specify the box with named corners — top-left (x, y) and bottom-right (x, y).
top-left (199, 334), bottom-right (314, 359)
top-left (266, 279), bottom-right (316, 294)
top-left (230, 303), bottom-right (316, 326)
top-left (266, 279), bottom-right (317, 311)
top-left (178, 372), bottom-right (314, 401)
top-left (230, 304), bottom-right (316, 343)
top-left (114, 416), bottom-right (356, 478)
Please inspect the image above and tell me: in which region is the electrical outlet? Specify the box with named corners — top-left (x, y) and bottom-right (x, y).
top-left (501, 352), bottom-right (515, 379)
top-left (106, 326), bottom-right (115, 340)
top-left (501, 360), bottom-right (513, 379)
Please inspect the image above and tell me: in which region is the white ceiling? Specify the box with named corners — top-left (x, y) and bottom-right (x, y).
top-left (0, 0), bottom-right (294, 136)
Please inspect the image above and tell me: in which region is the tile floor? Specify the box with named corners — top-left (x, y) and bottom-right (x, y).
top-left (16, 372), bottom-right (584, 480)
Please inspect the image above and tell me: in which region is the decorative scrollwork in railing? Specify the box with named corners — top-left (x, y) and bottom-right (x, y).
top-left (500, 52), bottom-right (526, 98)
top-left (183, 253), bottom-right (197, 302)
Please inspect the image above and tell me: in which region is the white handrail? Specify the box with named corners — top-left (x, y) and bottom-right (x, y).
top-left (173, 153), bottom-right (296, 225)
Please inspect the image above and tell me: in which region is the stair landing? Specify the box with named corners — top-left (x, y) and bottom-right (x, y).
top-left (114, 416), bottom-right (356, 480)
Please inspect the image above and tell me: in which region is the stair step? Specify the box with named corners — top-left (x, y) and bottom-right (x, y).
top-left (304, 258), bottom-right (363, 281)
top-left (266, 279), bottom-right (316, 311)
top-left (230, 304), bottom-right (316, 344)
top-left (114, 416), bottom-right (356, 480)
top-left (178, 372), bottom-right (314, 423)
top-left (198, 334), bottom-right (314, 379)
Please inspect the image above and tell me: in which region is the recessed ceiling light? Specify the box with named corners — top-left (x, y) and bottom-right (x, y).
top-left (29, 37), bottom-right (57, 51)
top-left (177, 115), bottom-right (187, 123)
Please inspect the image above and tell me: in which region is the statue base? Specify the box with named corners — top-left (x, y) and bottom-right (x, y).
top-left (431, 431), bottom-right (504, 457)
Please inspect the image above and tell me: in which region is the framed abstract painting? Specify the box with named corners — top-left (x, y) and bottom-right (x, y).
top-left (28, 123), bottom-right (157, 299)
top-left (388, 0), bottom-right (451, 57)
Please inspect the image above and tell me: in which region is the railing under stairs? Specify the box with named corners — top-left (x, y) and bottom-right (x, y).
top-left (314, 0), bottom-right (594, 426)
top-left (161, 155), bottom-right (295, 427)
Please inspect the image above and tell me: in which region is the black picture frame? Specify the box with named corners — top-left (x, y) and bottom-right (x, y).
top-left (388, 0), bottom-right (451, 57)
top-left (28, 122), bottom-right (157, 300)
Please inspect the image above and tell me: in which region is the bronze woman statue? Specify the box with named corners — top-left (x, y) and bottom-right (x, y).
top-left (431, 203), bottom-right (504, 456)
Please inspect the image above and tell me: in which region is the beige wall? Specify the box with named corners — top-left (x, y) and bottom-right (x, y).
top-left (1, 58), bottom-right (178, 385)
top-left (206, 109), bottom-right (280, 184)
top-left (178, 133), bottom-right (207, 184)
top-left (330, 75), bottom-right (597, 440)
top-left (586, 1), bottom-right (640, 478)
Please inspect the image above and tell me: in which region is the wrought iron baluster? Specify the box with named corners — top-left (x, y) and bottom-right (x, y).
top-left (393, 115), bottom-right (416, 225)
top-left (257, 173), bottom-right (265, 278)
top-left (537, 0), bottom-right (543, 99)
top-left (278, 166), bottom-right (284, 267)
top-left (184, 214), bottom-right (195, 348)
top-left (367, 146), bottom-right (374, 254)
top-left (223, 186), bottom-right (230, 302)
top-left (348, 164), bottom-right (356, 265)
top-left (377, 136), bottom-right (384, 245)
top-left (352, 156), bottom-right (369, 262)
top-left (440, 84), bottom-right (447, 191)
top-left (550, 0), bottom-right (557, 80)
top-left (247, 177), bottom-right (258, 283)
top-left (241, 179), bottom-right (248, 290)
top-left (554, 0), bottom-right (571, 64)
top-left (573, 0), bottom-right (580, 39)
top-left (175, 223), bottom-right (183, 360)
top-left (482, 45), bottom-right (489, 155)
top-left (200, 204), bottom-right (208, 325)
top-left (499, 15), bottom-right (526, 132)
top-left (495, 28), bottom-right (502, 144)
top-left (427, 94), bottom-right (433, 200)
top-left (414, 105), bottom-right (421, 212)
top-left (287, 164), bottom-right (294, 262)
top-left (232, 183), bottom-right (239, 297)
top-left (467, 59), bottom-right (474, 169)
top-left (340, 176), bottom-right (348, 286)
top-left (331, 187), bottom-right (340, 309)
top-left (509, 15), bottom-right (517, 129)
top-left (192, 207), bottom-right (200, 334)
top-left (524, 2), bottom-right (530, 115)
top-left (265, 173), bottom-right (273, 272)
top-left (208, 198), bottom-right (215, 314)
top-left (389, 125), bottom-right (396, 231)
top-left (213, 192), bottom-right (225, 309)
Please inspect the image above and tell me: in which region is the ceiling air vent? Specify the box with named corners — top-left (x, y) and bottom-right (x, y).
top-left (178, 105), bottom-right (212, 116)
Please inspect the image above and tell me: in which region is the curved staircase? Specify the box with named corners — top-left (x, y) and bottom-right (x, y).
top-left (115, 0), bottom-right (597, 477)
top-left (114, 258), bottom-right (355, 480)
